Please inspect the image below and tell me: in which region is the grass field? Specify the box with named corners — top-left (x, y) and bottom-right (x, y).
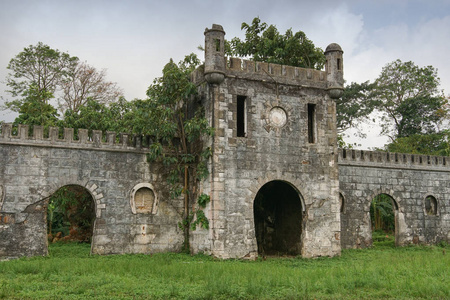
top-left (0, 237), bottom-right (448, 299)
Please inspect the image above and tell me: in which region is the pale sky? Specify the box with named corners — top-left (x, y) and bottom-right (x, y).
top-left (1, 0), bottom-right (450, 149)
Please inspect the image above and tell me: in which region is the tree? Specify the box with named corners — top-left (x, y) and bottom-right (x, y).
top-left (372, 60), bottom-right (447, 140)
top-left (59, 97), bottom-right (131, 134)
top-left (336, 81), bottom-right (376, 134)
top-left (5, 42), bottom-right (78, 110)
top-left (136, 54), bottom-right (213, 251)
top-left (4, 42), bottom-right (123, 122)
top-left (60, 61), bottom-right (123, 113)
top-left (12, 83), bottom-right (59, 130)
top-left (227, 17), bottom-right (325, 69)
top-left (385, 132), bottom-right (449, 156)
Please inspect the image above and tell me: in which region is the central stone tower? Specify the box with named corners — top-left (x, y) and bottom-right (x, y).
top-left (191, 24), bottom-right (344, 258)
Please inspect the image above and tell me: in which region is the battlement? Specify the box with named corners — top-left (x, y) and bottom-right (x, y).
top-left (0, 123), bottom-right (150, 153)
top-left (192, 57), bottom-right (328, 89)
top-left (338, 148), bottom-right (449, 171)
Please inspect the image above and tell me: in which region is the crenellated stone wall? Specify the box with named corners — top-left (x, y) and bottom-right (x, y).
top-left (1, 23), bottom-right (448, 260)
top-left (0, 124), bottom-right (184, 259)
top-left (338, 149), bottom-right (450, 248)
top-left (192, 57), bottom-right (328, 89)
top-left (0, 124), bottom-right (152, 152)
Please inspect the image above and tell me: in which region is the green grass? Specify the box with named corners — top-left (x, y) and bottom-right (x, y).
top-left (0, 242), bottom-right (449, 299)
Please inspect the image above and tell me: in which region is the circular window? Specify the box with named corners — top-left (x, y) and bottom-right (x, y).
top-left (269, 106), bottom-right (288, 128)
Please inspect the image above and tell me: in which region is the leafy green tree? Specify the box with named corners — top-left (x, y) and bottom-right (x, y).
top-left (227, 17), bottom-right (325, 69)
top-left (4, 42), bottom-right (122, 124)
top-left (372, 60), bottom-right (447, 140)
top-left (136, 54), bottom-right (213, 251)
top-left (59, 97), bottom-right (132, 134)
top-left (337, 81), bottom-right (376, 135)
top-left (5, 42), bottom-right (78, 110)
top-left (12, 83), bottom-right (59, 130)
top-left (385, 131), bottom-right (449, 156)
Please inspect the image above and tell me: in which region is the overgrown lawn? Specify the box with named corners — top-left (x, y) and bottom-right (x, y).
top-left (1, 241), bottom-right (448, 299)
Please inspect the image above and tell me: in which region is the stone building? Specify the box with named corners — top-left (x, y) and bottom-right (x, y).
top-left (190, 24), bottom-right (343, 258)
top-left (0, 24), bottom-right (448, 259)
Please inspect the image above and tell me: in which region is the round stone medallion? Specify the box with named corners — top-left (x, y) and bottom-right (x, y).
top-left (269, 106), bottom-right (288, 128)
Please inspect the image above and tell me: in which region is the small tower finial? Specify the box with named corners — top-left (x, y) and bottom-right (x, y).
top-left (324, 43), bottom-right (344, 99)
top-left (204, 24), bottom-right (226, 84)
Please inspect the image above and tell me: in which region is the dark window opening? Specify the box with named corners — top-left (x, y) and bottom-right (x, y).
top-left (337, 58), bottom-right (341, 70)
top-left (237, 96), bottom-right (246, 137)
top-left (307, 103), bottom-right (316, 143)
top-left (339, 193), bottom-right (345, 213)
top-left (214, 38), bottom-right (221, 52)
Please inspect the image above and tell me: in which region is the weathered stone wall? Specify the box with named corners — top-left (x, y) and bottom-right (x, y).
top-left (339, 149), bottom-right (450, 248)
top-left (190, 25), bottom-right (342, 258)
top-left (197, 76), bottom-right (341, 259)
top-left (2, 23), bottom-right (448, 261)
top-left (0, 124), bottom-right (184, 258)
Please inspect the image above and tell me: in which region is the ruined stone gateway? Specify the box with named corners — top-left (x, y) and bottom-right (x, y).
top-left (1, 24), bottom-right (449, 259)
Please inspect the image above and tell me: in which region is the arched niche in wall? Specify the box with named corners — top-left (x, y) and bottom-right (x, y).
top-left (424, 195), bottom-right (438, 216)
top-left (130, 183), bottom-right (158, 215)
top-left (339, 192), bottom-right (345, 213)
top-left (0, 185), bottom-right (3, 209)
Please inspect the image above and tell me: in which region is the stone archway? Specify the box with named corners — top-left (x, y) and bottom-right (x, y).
top-left (369, 193), bottom-right (399, 246)
top-left (46, 185), bottom-right (96, 244)
top-left (253, 180), bottom-right (303, 256)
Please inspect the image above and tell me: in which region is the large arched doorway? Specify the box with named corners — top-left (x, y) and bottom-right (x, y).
top-left (253, 180), bottom-right (303, 256)
top-left (46, 185), bottom-right (95, 244)
top-left (370, 193), bottom-right (398, 247)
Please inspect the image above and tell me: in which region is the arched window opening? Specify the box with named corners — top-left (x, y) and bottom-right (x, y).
top-left (425, 195), bottom-right (437, 216)
top-left (339, 193), bottom-right (345, 213)
top-left (47, 185), bottom-right (95, 243)
top-left (254, 180), bottom-right (303, 256)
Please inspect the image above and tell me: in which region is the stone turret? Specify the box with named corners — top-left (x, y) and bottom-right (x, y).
top-left (324, 43), bottom-right (344, 99)
top-left (204, 24), bottom-right (226, 84)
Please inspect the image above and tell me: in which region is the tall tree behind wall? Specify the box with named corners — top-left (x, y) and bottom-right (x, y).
top-left (226, 17), bottom-right (326, 70)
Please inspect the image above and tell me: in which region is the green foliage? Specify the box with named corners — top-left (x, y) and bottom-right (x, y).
top-left (227, 17), bottom-right (325, 69)
top-left (337, 81), bottom-right (376, 134)
top-left (11, 83), bottom-right (59, 132)
top-left (0, 243), bottom-right (448, 299)
top-left (339, 60), bottom-right (448, 155)
top-left (5, 42), bottom-right (78, 103)
top-left (58, 97), bottom-right (132, 134)
top-left (370, 194), bottom-right (395, 233)
top-left (47, 186), bottom-right (95, 241)
top-left (197, 193), bottom-right (210, 208)
top-left (140, 54), bottom-right (213, 249)
top-left (3, 42), bottom-right (123, 129)
top-left (189, 193), bottom-right (211, 230)
top-left (372, 230), bottom-right (395, 248)
top-left (372, 59), bottom-right (447, 139)
top-left (385, 131), bottom-right (450, 156)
